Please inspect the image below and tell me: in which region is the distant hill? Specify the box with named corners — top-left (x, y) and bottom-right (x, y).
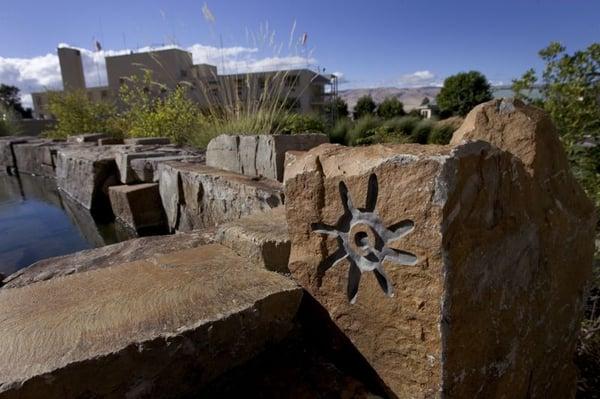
top-left (338, 87), bottom-right (441, 112)
top-left (338, 85), bottom-right (540, 112)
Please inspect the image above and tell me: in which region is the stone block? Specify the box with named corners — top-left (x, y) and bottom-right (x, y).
top-left (2, 230), bottom-right (214, 288)
top-left (129, 154), bottom-right (204, 183)
top-left (0, 245), bottom-right (302, 398)
top-left (55, 146), bottom-right (122, 211)
top-left (216, 207), bottom-right (290, 273)
top-left (108, 183), bottom-right (166, 231)
top-left (284, 100), bottom-right (595, 397)
top-left (206, 133), bottom-right (329, 181)
top-left (123, 137), bottom-right (171, 145)
top-left (158, 162), bottom-right (283, 232)
top-left (13, 140), bottom-right (66, 177)
top-left (66, 133), bottom-right (108, 144)
top-left (0, 137), bottom-right (33, 173)
top-left (115, 146), bottom-right (202, 184)
top-left (98, 138), bottom-right (124, 145)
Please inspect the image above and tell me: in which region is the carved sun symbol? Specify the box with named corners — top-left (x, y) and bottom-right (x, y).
top-left (311, 173), bottom-right (418, 304)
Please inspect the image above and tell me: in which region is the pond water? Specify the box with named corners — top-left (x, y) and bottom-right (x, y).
top-left (0, 174), bottom-right (135, 276)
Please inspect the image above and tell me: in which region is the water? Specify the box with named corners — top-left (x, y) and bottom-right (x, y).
top-left (0, 174), bottom-right (135, 276)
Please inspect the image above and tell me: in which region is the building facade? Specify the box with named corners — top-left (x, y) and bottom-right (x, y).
top-left (32, 46), bottom-right (334, 119)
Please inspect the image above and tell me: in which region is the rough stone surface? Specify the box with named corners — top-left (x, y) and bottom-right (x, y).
top-left (2, 230), bottom-right (213, 289)
top-left (0, 137), bottom-right (34, 173)
top-left (108, 183), bottom-right (166, 231)
top-left (115, 146), bottom-right (202, 184)
top-left (284, 99), bottom-right (595, 398)
top-left (66, 133), bottom-right (107, 144)
top-left (216, 207), bottom-right (290, 273)
top-left (0, 244), bottom-right (302, 398)
top-left (98, 138), bottom-right (124, 145)
top-left (158, 161), bottom-right (283, 232)
top-left (55, 146), bottom-right (123, 210)
top-left (124, 137), bottom-right (171, 145)
top-left (129, 154), bottom-right (204, 183)
top-left (13, 140), bottom-right (71, 177)
top-left (206, 133), bottom-right (329, 181)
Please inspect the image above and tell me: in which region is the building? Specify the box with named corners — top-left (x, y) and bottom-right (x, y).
top-left (32, 46), bottom-right (334, 119)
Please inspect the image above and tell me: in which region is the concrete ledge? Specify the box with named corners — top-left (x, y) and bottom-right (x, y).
top-left (0, 245), bottom-right (302, 398)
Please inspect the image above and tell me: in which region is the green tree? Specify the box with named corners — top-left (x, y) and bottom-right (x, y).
top-left (353, 95), bottom-right (377, 119)
top-left (511, 68), bottom-right (538, 103)
top-left (421, 97), bottom-right (430, 106)
top-left (436, 71), bottom-right (493, 116)
top-left (0, 84), bottom-right (31, 119)
top-left (377, 97), bottom-right (405, 119)
top-left (45, 90), bottom-right (120, 138)
top-left (516, 42), bottom-right (600, 207)
top-left (324, 97), bottom-right (349, 118)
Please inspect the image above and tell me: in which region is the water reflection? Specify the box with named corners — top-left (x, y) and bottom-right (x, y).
top-left (0, 174), bottom-right (136, 275)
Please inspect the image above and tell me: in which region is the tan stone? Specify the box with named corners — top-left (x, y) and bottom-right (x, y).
top-left (284, 100), bottom-right (595, 397)
top-left (0, 244), bottom-right (302, 398)
top-left (216, 207), bottom-right (290, 273)
top-left (108, 183), bottom-right (166, 231)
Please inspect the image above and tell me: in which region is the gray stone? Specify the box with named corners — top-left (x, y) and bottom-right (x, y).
top-left (129, 154), bottom-right (204, 183)
top-left (206, 133), bottom-right (329, 181)
top-left (66, 133), bottom-right (108, 144)
top-left (13, 140), bottom-right (72, 177)
top-left (98, 138), bottom-right (124, 145)
top-left (123, 137), bottom-right (171, 145)
top-left (55, 146), bottom-right (123, 210)
top-left (0, 137), bottom-right (33, 173)
top-left (158, 161), bottom-right (283, 232)
top-left (216, 207), bottom-right (290, 273)
top-left (2, 230), bottom-right (213, 288)
top-left (0, 244), bottom-right (302, 398)
top-left (108, 183), bottom-right (166, 231)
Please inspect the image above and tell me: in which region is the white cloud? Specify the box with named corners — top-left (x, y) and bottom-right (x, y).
top-left (397, 70), bottom-right (440, 88)
top-left (331, 71), bottom-right (348, 84)
top-left (1, 43), bottom-right (316, 109)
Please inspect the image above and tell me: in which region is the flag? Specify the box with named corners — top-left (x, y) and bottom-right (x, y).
top-left (95, 40), bottom-right (102, 52)
top-left (300, 32), bottom-right (308, 46)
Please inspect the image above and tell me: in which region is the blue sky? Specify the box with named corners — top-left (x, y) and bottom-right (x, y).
top-left (1, 0), bottom-right (599, 104)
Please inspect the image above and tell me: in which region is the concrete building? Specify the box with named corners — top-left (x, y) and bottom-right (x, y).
top-left (32, 46), bottom-right (334, 119)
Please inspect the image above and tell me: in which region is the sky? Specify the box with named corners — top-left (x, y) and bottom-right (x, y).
top-left (1, 0), bottom-right (598, 107)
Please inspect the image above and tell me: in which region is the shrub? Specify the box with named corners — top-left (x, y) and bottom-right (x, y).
top-left (277, 113), bottom-right (326, 135)
top-left (324, 97), bottom-right (349, 118)
top-left (411, 119), bottom-right (434, 144)
top-left (347, 115), bottom-right (382, 146)
top-left (377, 97), bottom-right (405, 119)
top-left (329, 118), bottom-right (353, 144)
top-left (428, 124), bottom-right (455, 144)
top-left (353, 95), bottom-right (377, 119)
top-left (382, 116), bottom-right (421, 136)
top-left (0, 105), bottom-right (22, 136)
top-left (45, 90), bottom-right (120, 139)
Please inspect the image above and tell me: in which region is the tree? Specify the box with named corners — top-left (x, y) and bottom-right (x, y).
top-left (377, 97), bottom-right (405, 119)
top-left (353, 95), bottom-right (377, 119)
top-left (421, 97), bottom-right (430, 106)
top-left (0, 84), bottom-right (32, 119)
top-left (436, 71), bottom-right (493, 116)
top-left (514, 42), bottom-right (600, 207)
top-left (324, 97), bottom-right (349, 118)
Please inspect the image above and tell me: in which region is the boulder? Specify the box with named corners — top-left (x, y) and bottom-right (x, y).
top-left (284, 100), bottom-right (595, 398)
top-left (66, 133), bottom-right (107, 144)
top-left (215, 207), bottom-right (290, 273)
top-left (123, 137), bottom-right (171, 145)
top-left (206, 134), bottom-right (329, 181)
top-left (55, 146), bottom-right (123, 211)
top-left (2, 230), bottom-right (214, 288)
top-left (158, 162), bottom-right (283, 232)
top-left (0, 245), bottom-right (302, 398)
top-left (108, 183), bottom-right (166, 232)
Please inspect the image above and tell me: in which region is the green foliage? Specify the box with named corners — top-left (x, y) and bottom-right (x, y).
top-left (411, 119), bottom-right (434, 144)
top-left (277, 113), bottom-right (326, 135)
top-left (376, 97), bottom-right (405, 119)
top-left (0, 84), bottom-right (31, 119)
top-left (428, 124), bottom-right (455, 144)
top-left (329, 118), bottom-right (353, 144)
top-left (0, 105), bottom-right (22, 136)
top-left (382, 116), bottom-right (421, 135)
top-left (347, 115), bottom-right (381, 145)
top-left (45, 90), bottom-right (120, 139)
top-left (353, 95), bottom-right (377, 119)
top-left (511, 68), bottom-right (538, 103)
top-left (437, 71), bottom-right (493, 116)
top-left (117, 73), bottom-right (205, 145)
top-left (324, 97), bottom-right (349, 118)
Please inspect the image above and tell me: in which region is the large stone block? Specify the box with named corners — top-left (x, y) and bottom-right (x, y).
top-left (129, 154), bottom-right (204, 183)
top-left (206, 133), bottom-right (329, 181)
top-left (108, 183), bottom-right (166, 232)
top-left (158, 162), bottom-right (283, 232)
top-left (0, 244), bottom-right (302, 398)
top-left (0, 137), bottom-right (34, 173)
top-left (55, 146), bottom-right (122, 211)
top-left (13, 140), bottom-right (69, 177)
top-left (115, 146), bottom-right (202, 184)
top-left (284, 100), bottom-right (595, 397)
top-left (66, 133), bottom-right (107, 144)
top-left (123, 137), bottom-right (171, 145)
top-left (215, 207), bottom-right (290, 273)
top-left (2, 230), bottom-right (214, 288)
